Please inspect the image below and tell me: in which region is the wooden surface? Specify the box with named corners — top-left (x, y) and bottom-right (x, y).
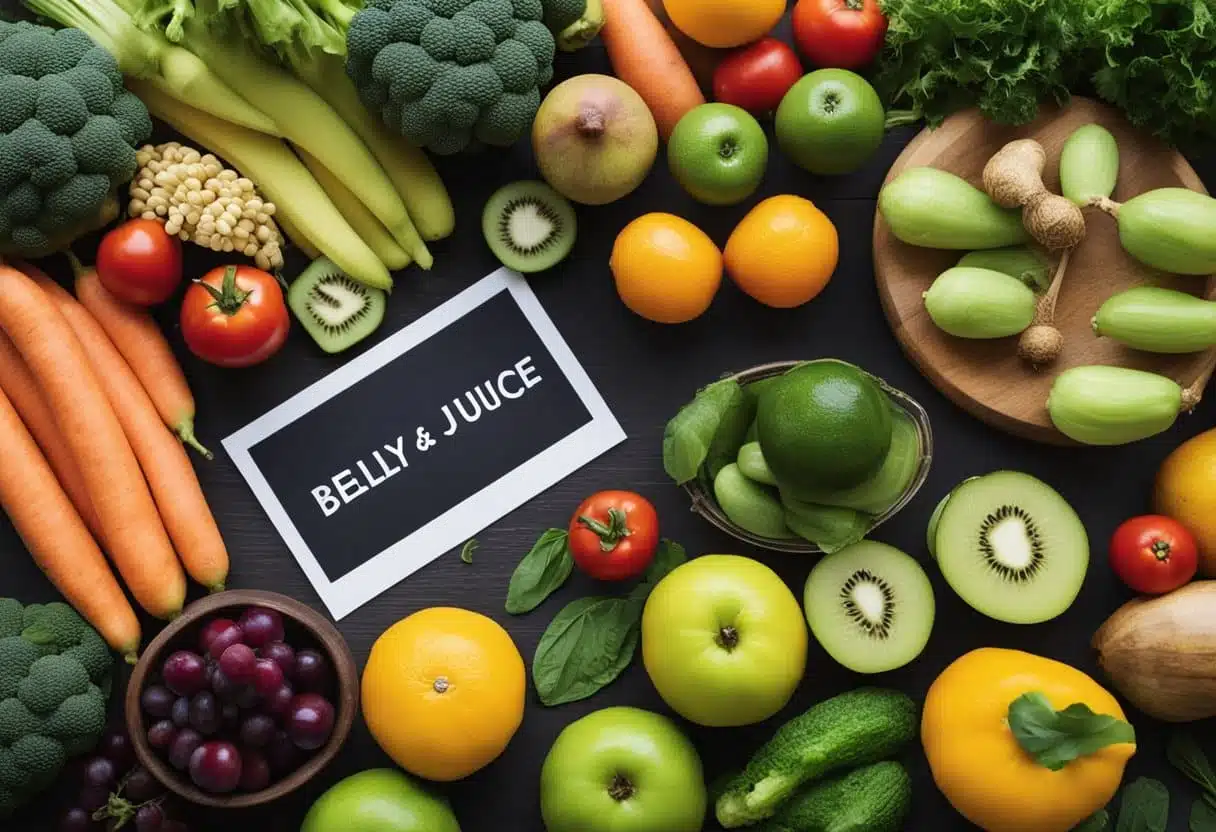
top-left (874, 97), bottom-right (1215, 445)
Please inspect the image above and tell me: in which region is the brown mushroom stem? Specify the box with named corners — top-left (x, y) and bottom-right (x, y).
top-left (1089, 196), bottom-right (1121, 218)
top-left (1033, 247), bottom-right (1072, 326)
top-left (1017, 248), bottom-right (1073, 367)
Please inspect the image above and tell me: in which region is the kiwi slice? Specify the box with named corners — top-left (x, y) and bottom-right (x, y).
top-left (933, 471), bottom-right (1089, 624)
top-left (481, 180), bottom-right (577, 273)
top-left (803, 541), bottom-right (935, 674)
top-left (288, 257), bottom-right (386, 354)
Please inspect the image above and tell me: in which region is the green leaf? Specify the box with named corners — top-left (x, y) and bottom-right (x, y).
top-left (636, 539), bottom-right (687, 590)
top-left (505, 529), bottom-right (572, 615)
top-left (662, 379), bottom-right (751, 484)
top-left (1116, 778), bottom-right (1168, 832)
top-left (1075, 810), bottom-right (1110, 832)
top-left (1007, 692), bottom-right (1136, 771)
top-left (532, 596), bottom-right (640, 707)
top-left (1192, 800), bottom-right (1216, 832)
top-left (459, 539), bottom-right (477, 564)
top-left (1170, 730), bottom-right (1216, 802)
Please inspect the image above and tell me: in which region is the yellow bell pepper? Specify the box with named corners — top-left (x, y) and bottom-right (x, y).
top-left (922, 647), bottom-right (1136, 832)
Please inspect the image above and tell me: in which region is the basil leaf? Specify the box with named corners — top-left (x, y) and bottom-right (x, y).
top-left (1008, 692), bottom-right (1136, 771)
top-left (1193, 800), bottom-right (1216, 832)
top-left (460, 539), bottom-right (477, 564)
top-left (1075, 810), bottom-right (1110, 832)
top-left (1170, 730), bottom-right (1216, 802)
top-left (1116, 778), bottom-right (1168, 832)
top-left (505, 529), bottom-right (572, 614)
top-left (532, 596), bottom-right (640, 706)
top-left (663, 379), bottom-right (751, 484)
top-left (638, 539), bottom-right (687, 588)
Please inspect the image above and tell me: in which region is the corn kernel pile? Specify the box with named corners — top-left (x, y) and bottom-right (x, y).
top-left (128, 143), bottom-right (285, 271)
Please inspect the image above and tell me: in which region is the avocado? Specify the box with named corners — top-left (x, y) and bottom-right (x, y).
top-left (756, 361), bottom-right (893, 492)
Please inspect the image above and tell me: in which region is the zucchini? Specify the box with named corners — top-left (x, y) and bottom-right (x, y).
top-left (754, 761), bottom-right (912, 832)
top-left (878, 167), bottom-right (1028, 250)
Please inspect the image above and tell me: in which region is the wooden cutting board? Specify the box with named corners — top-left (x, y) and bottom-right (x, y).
top-left (873, 97), bottom-right (1216, 445)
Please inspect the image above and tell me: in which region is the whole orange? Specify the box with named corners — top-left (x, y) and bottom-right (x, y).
top-left (361, 607), bottom-right (525, 782)
top-left (1154, 427), bottom-right (1216, 575)
top-left (610, 213), bottom-right (722, 324)
top-left (663, 0), bottom-right (786, 49)
top-left (724, 195), bottom-right (839, 308)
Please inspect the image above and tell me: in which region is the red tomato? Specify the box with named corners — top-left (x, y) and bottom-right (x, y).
top-left (713, 38), bottom-right (804, 116)
top-left (181, 265), bottom-right (289, 368)
top-left (792, 0), bottom-right (888, 70)
top-left (96, 218), bottom-right (183, 306)
top-left (569, 491), bottom-right (660, 581)
top-left (1109, 515), bottom-right (1198, 595)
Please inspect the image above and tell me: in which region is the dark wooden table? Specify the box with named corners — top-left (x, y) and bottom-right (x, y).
top-left (5, 12), bottom-right (1216, 831)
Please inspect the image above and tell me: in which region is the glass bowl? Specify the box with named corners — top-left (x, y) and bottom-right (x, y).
top-left (683, 360), bottom-right (934, 554)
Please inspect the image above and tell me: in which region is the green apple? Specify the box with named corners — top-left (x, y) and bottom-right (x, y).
top-left (776, 69), bottom-right (885, 176)
top-left (667, 103), bottom-right (769, 206)
top-left (540, 707), bottom-right (706, 832)
top-left (641, 554), bottom-right (807, 727)
top-left (302, 769), bottom-right (461, 832)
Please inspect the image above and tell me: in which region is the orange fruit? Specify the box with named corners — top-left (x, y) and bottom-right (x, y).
top-left (361, 607), bottom-right (525, 782)
top-left (663, 0), bottom-right (786, 48)
top-left (724, 195), bottom-right (839, 308)
top-left (1155, 427), bottom-right (1216, 575)
top-left (610, 213), bottom-right (722, 324)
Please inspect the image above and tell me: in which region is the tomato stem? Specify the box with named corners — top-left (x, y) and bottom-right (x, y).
top-left (196, 265), bottom-right (249, 316)
top-left (845, 0), bottom-right (865, 10)
top-left (1151, 539), bottom-right (1172, 562)
top-left (577, 508), bottom-right (633, 552)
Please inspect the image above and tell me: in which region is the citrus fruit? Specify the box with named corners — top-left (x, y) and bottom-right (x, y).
top-left (1155, 427), bottom-right (1216, 575)
top-left (724, 195), bottom-right (839, 308)
top-left (663, 0), bottom-right (787, 49)
top-left (361, 607), bottom-right (525, 782)
top-left (610, 213), bottom-right (723, 324)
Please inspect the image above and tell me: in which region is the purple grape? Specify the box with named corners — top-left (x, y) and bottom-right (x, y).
top-left (79, 784), bottom-right (109, 812)
top-left (286, 693), bottom-right (335, 751)
top-left (217, 643), bottom-right (257, 684)
top-left (99, 729), bottom-right (135, 770)
top-left (188, 691), bottom-right (221, 736)
top-left (264, 730), bottom-right (299, 775)
top-left (210, 667), bottom-right (239, 702)
top-left (199, 618), bottom-right (244, 659)
top-left (83, 755), bottom-right (117, 788)
top-left (162, 651), bottom-right (207, 697)
top-left (134, 804), bottom-right (164, 832)
top-left (263, 683), bottom-right (294, 719)
top-left (147, 720), bottom-right (177, 751)
top-left (291, 649), bottom-right (330, 693)
top-left (259, 642), bottom-right (295, 677)
top-left (168, 728), bottom-right (203, 771)
top-left (170, 697), bottom-right (190, 728)
top-left (141, 684), bottom-right (176, 720)
top-left (237, 750), bottom-right (270, 792)
top-left (221, 703), bottom-right (241, 729)
top-left (123, 767), bottom-right (161, 803)
top-left (188, 741), bottom-right (242, 794)
top-left (234, 684), bottom-right (260, 710)
top-left (59, 808), bottom-right (93, 832)
top-left (237, 607), bottom-right (284, 648)
top-left (251, 658), bottom-right (284, 697)
top-left (238, 714), bottom-right (275, 748)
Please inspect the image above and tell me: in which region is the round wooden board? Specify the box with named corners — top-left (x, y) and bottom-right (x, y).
top-left (874, 97), bottom-right (1215, 445)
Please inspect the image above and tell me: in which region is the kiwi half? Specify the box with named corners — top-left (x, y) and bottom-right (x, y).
top-left (932, 471), bottom-right (1089, 624)
top-left (288, 257), bottom-right (386, 354)
top-left (803, 541), bottom-right (935, 674)
top-left (481, 181), bottom-right (577, 273)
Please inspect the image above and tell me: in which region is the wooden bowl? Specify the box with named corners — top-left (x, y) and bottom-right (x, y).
top-left (125, 590), bottom-right (358, 809)
top-left (874, 97), bottom-right (1216, 444)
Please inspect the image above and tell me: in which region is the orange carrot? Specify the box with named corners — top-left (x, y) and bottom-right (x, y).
top-left (23, 263), bottom-right (230, 592)
top-left (0, 330), bottom-right (104, 542)
top-left (72, 259), bottom-right (212, 460)
top-left (601, 0), bottom-right (706, 139)
top-left (0, 265), bottom-right (186, 620)
top-left (0, 385), bottom-right (141, 659)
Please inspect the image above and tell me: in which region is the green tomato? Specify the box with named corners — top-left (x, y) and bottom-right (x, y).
top-left (301, 769), bottom-right (461, 832)
top-left (540, 707), bottom-right (706, 832)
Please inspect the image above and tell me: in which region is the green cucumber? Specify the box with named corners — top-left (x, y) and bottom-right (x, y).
top-left (714, 464), bottom-right (795, 539)
top-left (1060, 124), bottom-right (1119, 205)
top-left (957, 246), bottom-right (1052, 292)
top-left (737, 442), bottom-right (778, 486)
top-left (923, 267), bottom-right (1037, 339)
top-left (1093, 286), bottom-right (1216, 353)
top-left (878, 167), bottom-right (1028, 250)
top-left (1111, 188), bottom-right (1216, 276)
top-left (1047, 365), bottom-right (1183, 446)
top-left (780, 493), bottom-right (870, 554)
top-left (753, 761), bottom-right (912, 832)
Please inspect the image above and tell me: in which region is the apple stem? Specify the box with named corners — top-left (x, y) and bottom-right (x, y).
top-left (717, 626), bottom-right (739, 651)
top-left (608, 774), bottom-right (635, 801)
top-left (576, 107), bottom-right (606, 139)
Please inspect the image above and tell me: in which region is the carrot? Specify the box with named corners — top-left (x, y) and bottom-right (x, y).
top-left (72, 258), bottom-right (213, 460)
top-left (601, 0), bottom-right (706, 140)
top-left (0, 330), bottom-right (104, 542)
top-left (0, 265), bottom-right (186, 620)
top-left (22, 263), bottom-right (230, 592)
top-left (0, 385), bottom-right (141, 659)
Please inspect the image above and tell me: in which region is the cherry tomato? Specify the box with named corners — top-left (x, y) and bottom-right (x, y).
top-left (1109, 515), bottom-right (1198, 595)
top-left (713, 38), bottom-right (804, 117)
top-left (181, 265), bottom-right (289, 368)
top-left (96, 218), bottom-right (183, 306)
top-left (568, 491), bottom-right (660, 581)
top-left (792, 0), bottom-right (888, 70)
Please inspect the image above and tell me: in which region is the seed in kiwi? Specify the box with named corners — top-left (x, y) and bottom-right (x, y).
top-left (288, 256), bottom-right (387, 354)
top-left (933, 470), bottom-right (1088, 624)
top-left (481, 181), bottom-right (577, 274)
top-left (803, 540), bottom-right (935, 674)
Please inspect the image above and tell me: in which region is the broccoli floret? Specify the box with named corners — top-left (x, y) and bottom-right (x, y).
top-left (0, 599), bottom-right (113, 819)
top-left (346, 0), bottom-right (556, 154)
top-left (0, 20), bottom-right (151, 257)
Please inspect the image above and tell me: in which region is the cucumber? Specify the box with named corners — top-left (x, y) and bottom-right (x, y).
top-left (714, 464), bottom-right (796, 539)
top-left (1060, 124), bottom-right (1119, 205)
top-left (878, 167), bottom-right (1028, 250)
top-left (737, 442), bottom-right (778, 485)
top-left (1114, 188), bottom-right (1216, 276)
top-left (923, 267), bottom-right (1037, 339)
top-left (753, 761), bottom-right (912, 832)
top-left (780, 496), bottom-right (870, 554)
top-left (1093, 286), bottom-right (1216, 353)
top-left (957, 246), bottom-right (1051, 292)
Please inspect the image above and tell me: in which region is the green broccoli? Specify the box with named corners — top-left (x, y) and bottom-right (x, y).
top-left (0, 19), bottom-right (151, 257)
top-left (0, 599), bottom-right (113, 819)
top-left (345, 0), bottom-right (556, 155)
